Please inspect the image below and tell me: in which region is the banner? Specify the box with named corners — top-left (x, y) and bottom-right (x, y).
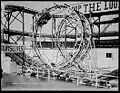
top-left (1, 44), bottom-right (24, 53)
top-left (71, 1), bottom-right (119, 14)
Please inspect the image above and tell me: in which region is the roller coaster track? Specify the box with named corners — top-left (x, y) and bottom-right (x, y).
top-left (32, 3), bottom-right (94, 73)
top-left (4, 4), bottom-right (39, 14)
top-left (2, 3), bottom-right (94, 73)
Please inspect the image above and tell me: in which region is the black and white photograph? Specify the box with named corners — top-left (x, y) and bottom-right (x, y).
top-left (1, 1), bottom-right (119, 91)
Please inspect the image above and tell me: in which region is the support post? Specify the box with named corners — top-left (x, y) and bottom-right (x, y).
top-left (17, 65), bottom-right (18, 74)
top-left (52, 17), bottom-right (56, 48)
top-left (22, 10), bottom-right (25, 72)
top-left (34, 16), bottom-right (37, 47)
top-left (32, 15), bottom-right (34, 43)
top-left (37, 67), bottom-right (39, 79)
top-left (64, 20), bottom-right (67, 48)
top-left (89, 12), bottom-right (92, 77)
top-left (1, 9), bottom-right (4, 43)
top-left (7, 12), bottom-right (10, 42)
top-left (95, 70), bottom-right (98, 88)
top-left (98, 16), bottom-right (101, 47)
top-left (89, 60), bottom-right (91, 79)
top-left (52, 18), bottom-right (54, 48)
top-left (48, 69), bottom-right (50, 81)
top-left (53, 18), bottom-right (56, 48)
top-left (75, 27), bottom-right (77, 48)
top-left (77, 76), bottom-right (79, 86)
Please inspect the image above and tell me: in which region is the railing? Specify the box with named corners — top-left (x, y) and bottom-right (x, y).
top-left (70, 71), bottom-right (118, 88)
top-left (16, 65), bottom-right (54, 80)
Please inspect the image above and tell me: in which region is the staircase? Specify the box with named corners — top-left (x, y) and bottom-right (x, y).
top-left (5, 51), bottom-right (46, 69)
top-left (3, 39), bottom-right (45, 69)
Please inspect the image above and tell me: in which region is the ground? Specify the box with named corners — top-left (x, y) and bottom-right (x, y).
top-left (1, 73), bottom-right (118, 91)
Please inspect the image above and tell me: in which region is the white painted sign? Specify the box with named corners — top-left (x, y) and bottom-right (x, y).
top-left (71, 1), bottom-right (119, 14)
top-left (1, 44), bottom-right (24, 53)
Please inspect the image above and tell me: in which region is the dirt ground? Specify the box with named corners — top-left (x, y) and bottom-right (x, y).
top-left (1, 73), bottom-right (118, 91)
